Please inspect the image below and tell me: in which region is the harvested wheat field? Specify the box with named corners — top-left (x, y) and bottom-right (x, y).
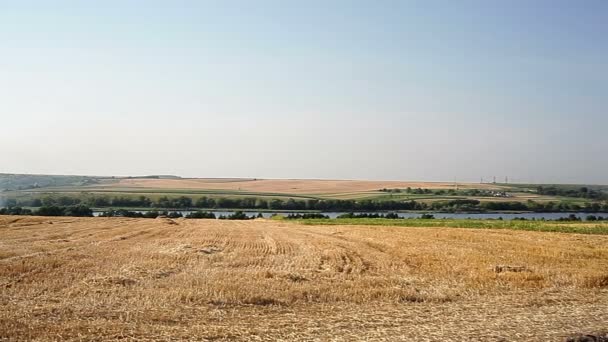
top-left (1, 216), bottom-right (607, 341)
top-left (114, 178), bottom-right (501, 194)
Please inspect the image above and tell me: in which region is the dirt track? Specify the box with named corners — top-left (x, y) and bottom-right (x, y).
top-left (1, 216), bottom-right (607, 341)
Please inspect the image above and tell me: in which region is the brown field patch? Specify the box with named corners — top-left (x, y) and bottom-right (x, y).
top-left (114, 178), bottom-right (502, 194)
top-left (1, 216), bottom-right (607, 340)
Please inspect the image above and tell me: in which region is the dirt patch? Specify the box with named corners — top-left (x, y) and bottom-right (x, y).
top-left (565, 332), bottom-right (608, 342)
top-left (84, 276), bottom-right (138, 287)
top-left (582, 274), bottom-right (608, 288)
top-left (285, 273), bottom-right (308, 282)
top-left (493, 265), bottom-right (531, 273)
top-left (198, 246), bottom-right (223, 254)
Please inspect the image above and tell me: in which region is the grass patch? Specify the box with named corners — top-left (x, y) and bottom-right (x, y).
top-left (294, 218), bottom-right (608, 235)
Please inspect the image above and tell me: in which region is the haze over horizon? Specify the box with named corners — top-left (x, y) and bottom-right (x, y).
top-left (1, 1), bottom-right (607, 184)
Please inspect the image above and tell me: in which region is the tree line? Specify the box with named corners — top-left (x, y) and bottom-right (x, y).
top-left (537, 186), bottom-right (608, 200)
top-left (10, 195), bottom-right (429, 211)
top-left (2, 206), bottom-right (607, 221)
top-left (429, 199), bottom-right (608, 213)
top-left (0, 206), bottom-right (263, 220)
top-left (379, 187), bottom-right (505, 197)
top-left (4, 195), bottom-right (608, 213)
top-left (0, 205), bottom-right (93, 217)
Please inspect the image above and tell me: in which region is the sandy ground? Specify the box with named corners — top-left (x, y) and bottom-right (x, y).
top-left (1, 216), bottom-right (607, 341)
top-left (114, 178), bottom-right (502, 194)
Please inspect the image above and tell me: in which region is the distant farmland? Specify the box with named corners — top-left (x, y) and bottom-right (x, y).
top-left (113, 177), bottom-right (505, 193)
top-left (3, 174), bottom-right (607, 213)
top-left (2, 173), bottom-right (531, 201)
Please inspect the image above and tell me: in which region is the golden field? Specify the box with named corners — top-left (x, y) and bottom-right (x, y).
top-left (113, 178), bottom-right (502, 194)
top-left (1, 216), bottom-right (607, 341)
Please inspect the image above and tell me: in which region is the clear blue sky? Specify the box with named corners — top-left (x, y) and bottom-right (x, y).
top-left (1, 1), bottom-right (606, 184)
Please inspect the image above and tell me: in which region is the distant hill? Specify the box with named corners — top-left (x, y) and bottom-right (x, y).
top-left (0, 173), bottom-right (100, 191)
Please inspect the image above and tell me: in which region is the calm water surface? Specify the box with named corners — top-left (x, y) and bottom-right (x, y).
top-left (93, 211), bottom-right (608, 221)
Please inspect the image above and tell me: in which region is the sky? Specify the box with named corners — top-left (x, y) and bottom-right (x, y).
top-left (1, 1), bottom-right (606, 184)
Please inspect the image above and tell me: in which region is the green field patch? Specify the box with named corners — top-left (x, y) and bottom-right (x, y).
top-left (294, 218), bottom-right (608, 235)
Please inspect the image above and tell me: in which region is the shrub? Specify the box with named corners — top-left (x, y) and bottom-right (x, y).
top-left (285, 213), bottom-right (330, 220)
top-left (185, 211), bottom-right (216, 219)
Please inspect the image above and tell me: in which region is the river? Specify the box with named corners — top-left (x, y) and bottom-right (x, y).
top-left (92, 210), bottom-right (608, 221)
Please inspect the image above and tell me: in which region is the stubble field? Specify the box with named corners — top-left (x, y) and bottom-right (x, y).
top-left (1, 216), bottom-right (607, 341)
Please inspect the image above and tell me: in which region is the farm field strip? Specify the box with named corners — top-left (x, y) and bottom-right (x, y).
top-left (114, 178), bottom-right (507, 193)
top-left (17, 187), bottom-right (573, 205)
